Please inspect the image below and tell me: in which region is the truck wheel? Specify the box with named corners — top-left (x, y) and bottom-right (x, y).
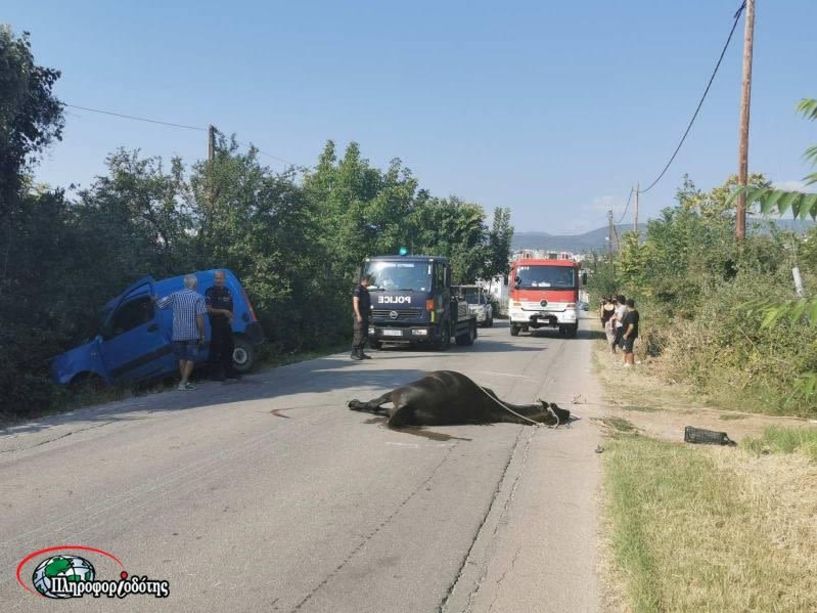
top-left (370, 340), bottom-right (382, 351)
top-left (433, 322), bottom-right (451, 351)
top-left (510, 324), bottom-right (520, 337)
top-left (456, 322), bottom-right (476, 346)
top-left (566, 324), bottom-right (578, 338)
top-left (232, 336), bottom-right (256, 373)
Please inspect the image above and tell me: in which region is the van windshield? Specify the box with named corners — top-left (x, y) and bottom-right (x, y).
top-left (462, 288), bottom-right (482, 304)
top-left (363, 261), bottom-right (432, 292)
top-left (514, 265), bottom-right (575, 289)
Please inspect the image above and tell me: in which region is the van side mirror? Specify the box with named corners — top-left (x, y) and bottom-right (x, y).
top-left (503, 275), bottom-right (508, 287)
top-left (581, 272), bottom-right (588, 285)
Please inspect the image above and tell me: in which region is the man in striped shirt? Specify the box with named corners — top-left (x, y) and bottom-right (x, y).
top-left (155, 274), bottom-right (207, 391)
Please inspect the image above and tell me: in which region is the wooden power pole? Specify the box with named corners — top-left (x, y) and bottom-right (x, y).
top-left (633, 184), bottom-right (639, 234)
top-left (607, 209), bottom-right (614, 258)
top-left (736, 0), bottom-right (755, 241)
top-left (208, 125), bottom-right (216, 164)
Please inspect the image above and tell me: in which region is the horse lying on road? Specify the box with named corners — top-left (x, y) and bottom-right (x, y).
top-left (348, 370), bottom-right (570, 428)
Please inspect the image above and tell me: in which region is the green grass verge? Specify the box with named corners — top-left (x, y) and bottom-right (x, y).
top-left (605, 434), bottom-right (817, 612)
top-left (743, 426), bottom-right (817, 462)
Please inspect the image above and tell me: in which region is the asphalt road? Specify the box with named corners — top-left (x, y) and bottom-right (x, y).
top-left (1, 318), bottom-right (606, 612)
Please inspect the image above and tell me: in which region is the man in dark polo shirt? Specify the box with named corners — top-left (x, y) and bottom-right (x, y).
top-left (351, 275), bottom-right (372, 361)
top-left (205, 270), bottom-right (240, 380)
top-left (621, 298), bottom-right (640, 367)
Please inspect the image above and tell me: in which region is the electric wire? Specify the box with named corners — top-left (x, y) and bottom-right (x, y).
top-left (638, 1), bottom-right (746, 195)
top-left (64, 103), bottom-right (300, 167)
top-left (64, 103), bottom-right (207, 132)
top-left (615, 188), bottom-right (635, 225)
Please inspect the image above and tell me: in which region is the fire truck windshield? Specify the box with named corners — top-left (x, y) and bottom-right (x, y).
top-left (363, 261), bottom-right (432, 292)
top-left (514, 265), bottom-right (575, 289)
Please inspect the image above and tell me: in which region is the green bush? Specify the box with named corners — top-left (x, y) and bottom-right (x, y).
top-left (605, 175), bottom-right (817, 417)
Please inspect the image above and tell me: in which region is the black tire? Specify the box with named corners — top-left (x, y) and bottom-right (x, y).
top-left (486, 314), bottom-right (493, 327)
top-left (370, 340), bottom-right (383, 351)
top-left (510, 324), bottom-right (520, 337)
top-left (456, 321), bottom-right (476, 346)
top-left (434, 321), bottom-right (451, 351)
top-left (566, 324), bottom-right (578, 338)
top-left (232, 336), bottom-right (256, 373)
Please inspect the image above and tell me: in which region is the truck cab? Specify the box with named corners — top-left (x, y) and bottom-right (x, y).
top-left (508, 258), bottom-right (584, 337)
top-left (362, 255), bottom-right (477, 349)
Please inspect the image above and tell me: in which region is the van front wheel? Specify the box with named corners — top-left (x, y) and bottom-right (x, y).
top-left (232, 336), bottom-right (256, 373)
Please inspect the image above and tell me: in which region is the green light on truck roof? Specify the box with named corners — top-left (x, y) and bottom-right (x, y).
top-left (398, 247), bottom-right (408, 256)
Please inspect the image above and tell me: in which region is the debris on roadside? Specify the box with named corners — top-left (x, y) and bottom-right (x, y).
top-left (571, 394), bottom-right (586, 405)
top-left (684, 426), bottom-right (736, 446)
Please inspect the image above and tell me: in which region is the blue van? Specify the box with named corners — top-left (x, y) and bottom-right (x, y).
top-left (52, 269), bottom-right (264, 387)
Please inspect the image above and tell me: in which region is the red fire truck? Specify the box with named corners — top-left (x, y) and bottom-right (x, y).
top-left (508, 257), bottom-right (585, 337)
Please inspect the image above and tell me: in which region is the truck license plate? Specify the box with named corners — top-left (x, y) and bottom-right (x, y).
top-left (382, 329), bottom-right (403, 337)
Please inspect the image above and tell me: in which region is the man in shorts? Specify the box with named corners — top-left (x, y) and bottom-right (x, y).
top-left (621, 298), bottom-right (640, 367)
top-left (156, 274), bottom-right (207, 390)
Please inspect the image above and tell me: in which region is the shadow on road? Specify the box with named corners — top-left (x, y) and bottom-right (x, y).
top-left (0, 361), bottom-right (429, 438)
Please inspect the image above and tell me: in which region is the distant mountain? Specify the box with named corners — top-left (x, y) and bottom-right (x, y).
top-left (512, 225), bottom-right (645, 253)
top-left (513, 218), bottom-right (814, 253)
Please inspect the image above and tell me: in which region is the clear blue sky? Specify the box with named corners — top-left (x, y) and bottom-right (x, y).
top-left (5, 0), bottom-right (816, 234)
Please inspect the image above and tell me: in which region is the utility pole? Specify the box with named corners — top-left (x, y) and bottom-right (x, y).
top-left (633, 184), bottom-right (639, 235)
top-left (607, 210), bottom-right (612, 258)
top-left (736, 0), bottom-right (755, 241)
top-left (208, 125), bottom-right (217, 207)
top-left (208, 125), bottom-right (216, 164)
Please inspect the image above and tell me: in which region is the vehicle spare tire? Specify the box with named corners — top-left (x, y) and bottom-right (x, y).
top-left (232, 336), bottom-right (256, 373)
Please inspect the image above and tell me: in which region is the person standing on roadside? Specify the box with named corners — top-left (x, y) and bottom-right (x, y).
top-left (351, 275), bottom-right (372, 361)
top-left (600, 296), bottom-right (616, 327)
top-left (612, 294), bottom-right (627, 353)
top-left (602, 296), bottom-right (617, 352)
top-left (205, 270), bottom-right (240, 381)
top-left (156, 274), bottom-right (207, 391)
top-left (621, 298), bottom-right (640, 367)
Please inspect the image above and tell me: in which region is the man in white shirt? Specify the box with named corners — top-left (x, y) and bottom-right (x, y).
top-left (612, 294), bottom-right (627, 354)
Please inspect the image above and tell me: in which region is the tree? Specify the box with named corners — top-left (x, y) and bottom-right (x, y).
top-left (484, 207), bottom-right (514, 280)
top-left (0, 27), bottom-right (63, 212)
top-left (735, 99), bottom-right (817, 220)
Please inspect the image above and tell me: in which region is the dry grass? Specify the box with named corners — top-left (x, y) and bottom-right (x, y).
top-left (595, 335), bottom-right (817, 611)
top-left (605, 435), bottom-right (817, 612)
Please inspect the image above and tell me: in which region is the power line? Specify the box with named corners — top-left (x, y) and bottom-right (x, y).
top-left (615, 188), bottom-right (634, 225)
top-left (64, 103), bottom-right (207, 132)
top-left (64, 103), bottom-right (299, 167)
top-left (638, 1), bottom-right (746, 195)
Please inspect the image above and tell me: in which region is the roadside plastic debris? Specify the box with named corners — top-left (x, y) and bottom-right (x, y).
top-left (684, 426), bottom-right (736, 446)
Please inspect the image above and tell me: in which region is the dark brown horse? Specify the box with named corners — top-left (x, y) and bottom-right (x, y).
top-left (348, 370), bottom-right (569, 428)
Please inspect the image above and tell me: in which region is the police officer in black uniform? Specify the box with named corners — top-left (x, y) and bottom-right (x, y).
top-left (205, 270), bottom-right (240, 380)
top-left (351, 275), bottom-right (372, 360)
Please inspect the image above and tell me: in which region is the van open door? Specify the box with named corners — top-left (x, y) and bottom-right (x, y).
top-left (96, 277), bottom-right (173, 384)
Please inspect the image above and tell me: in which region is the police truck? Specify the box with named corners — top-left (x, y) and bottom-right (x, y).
top-left (362, 254), bottom-right (478, 350)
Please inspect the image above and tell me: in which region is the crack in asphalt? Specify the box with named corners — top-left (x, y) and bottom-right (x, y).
top-left (290, 442), bottom-right (459, 613)
top-left (0, 420), bottom-right (115, 454)
top-left (487, 546), bottom-right (522, 613)
top-left (437, 425), bottom-right (532, 613)
top-left (462, 426), bottom-right (536, 613)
